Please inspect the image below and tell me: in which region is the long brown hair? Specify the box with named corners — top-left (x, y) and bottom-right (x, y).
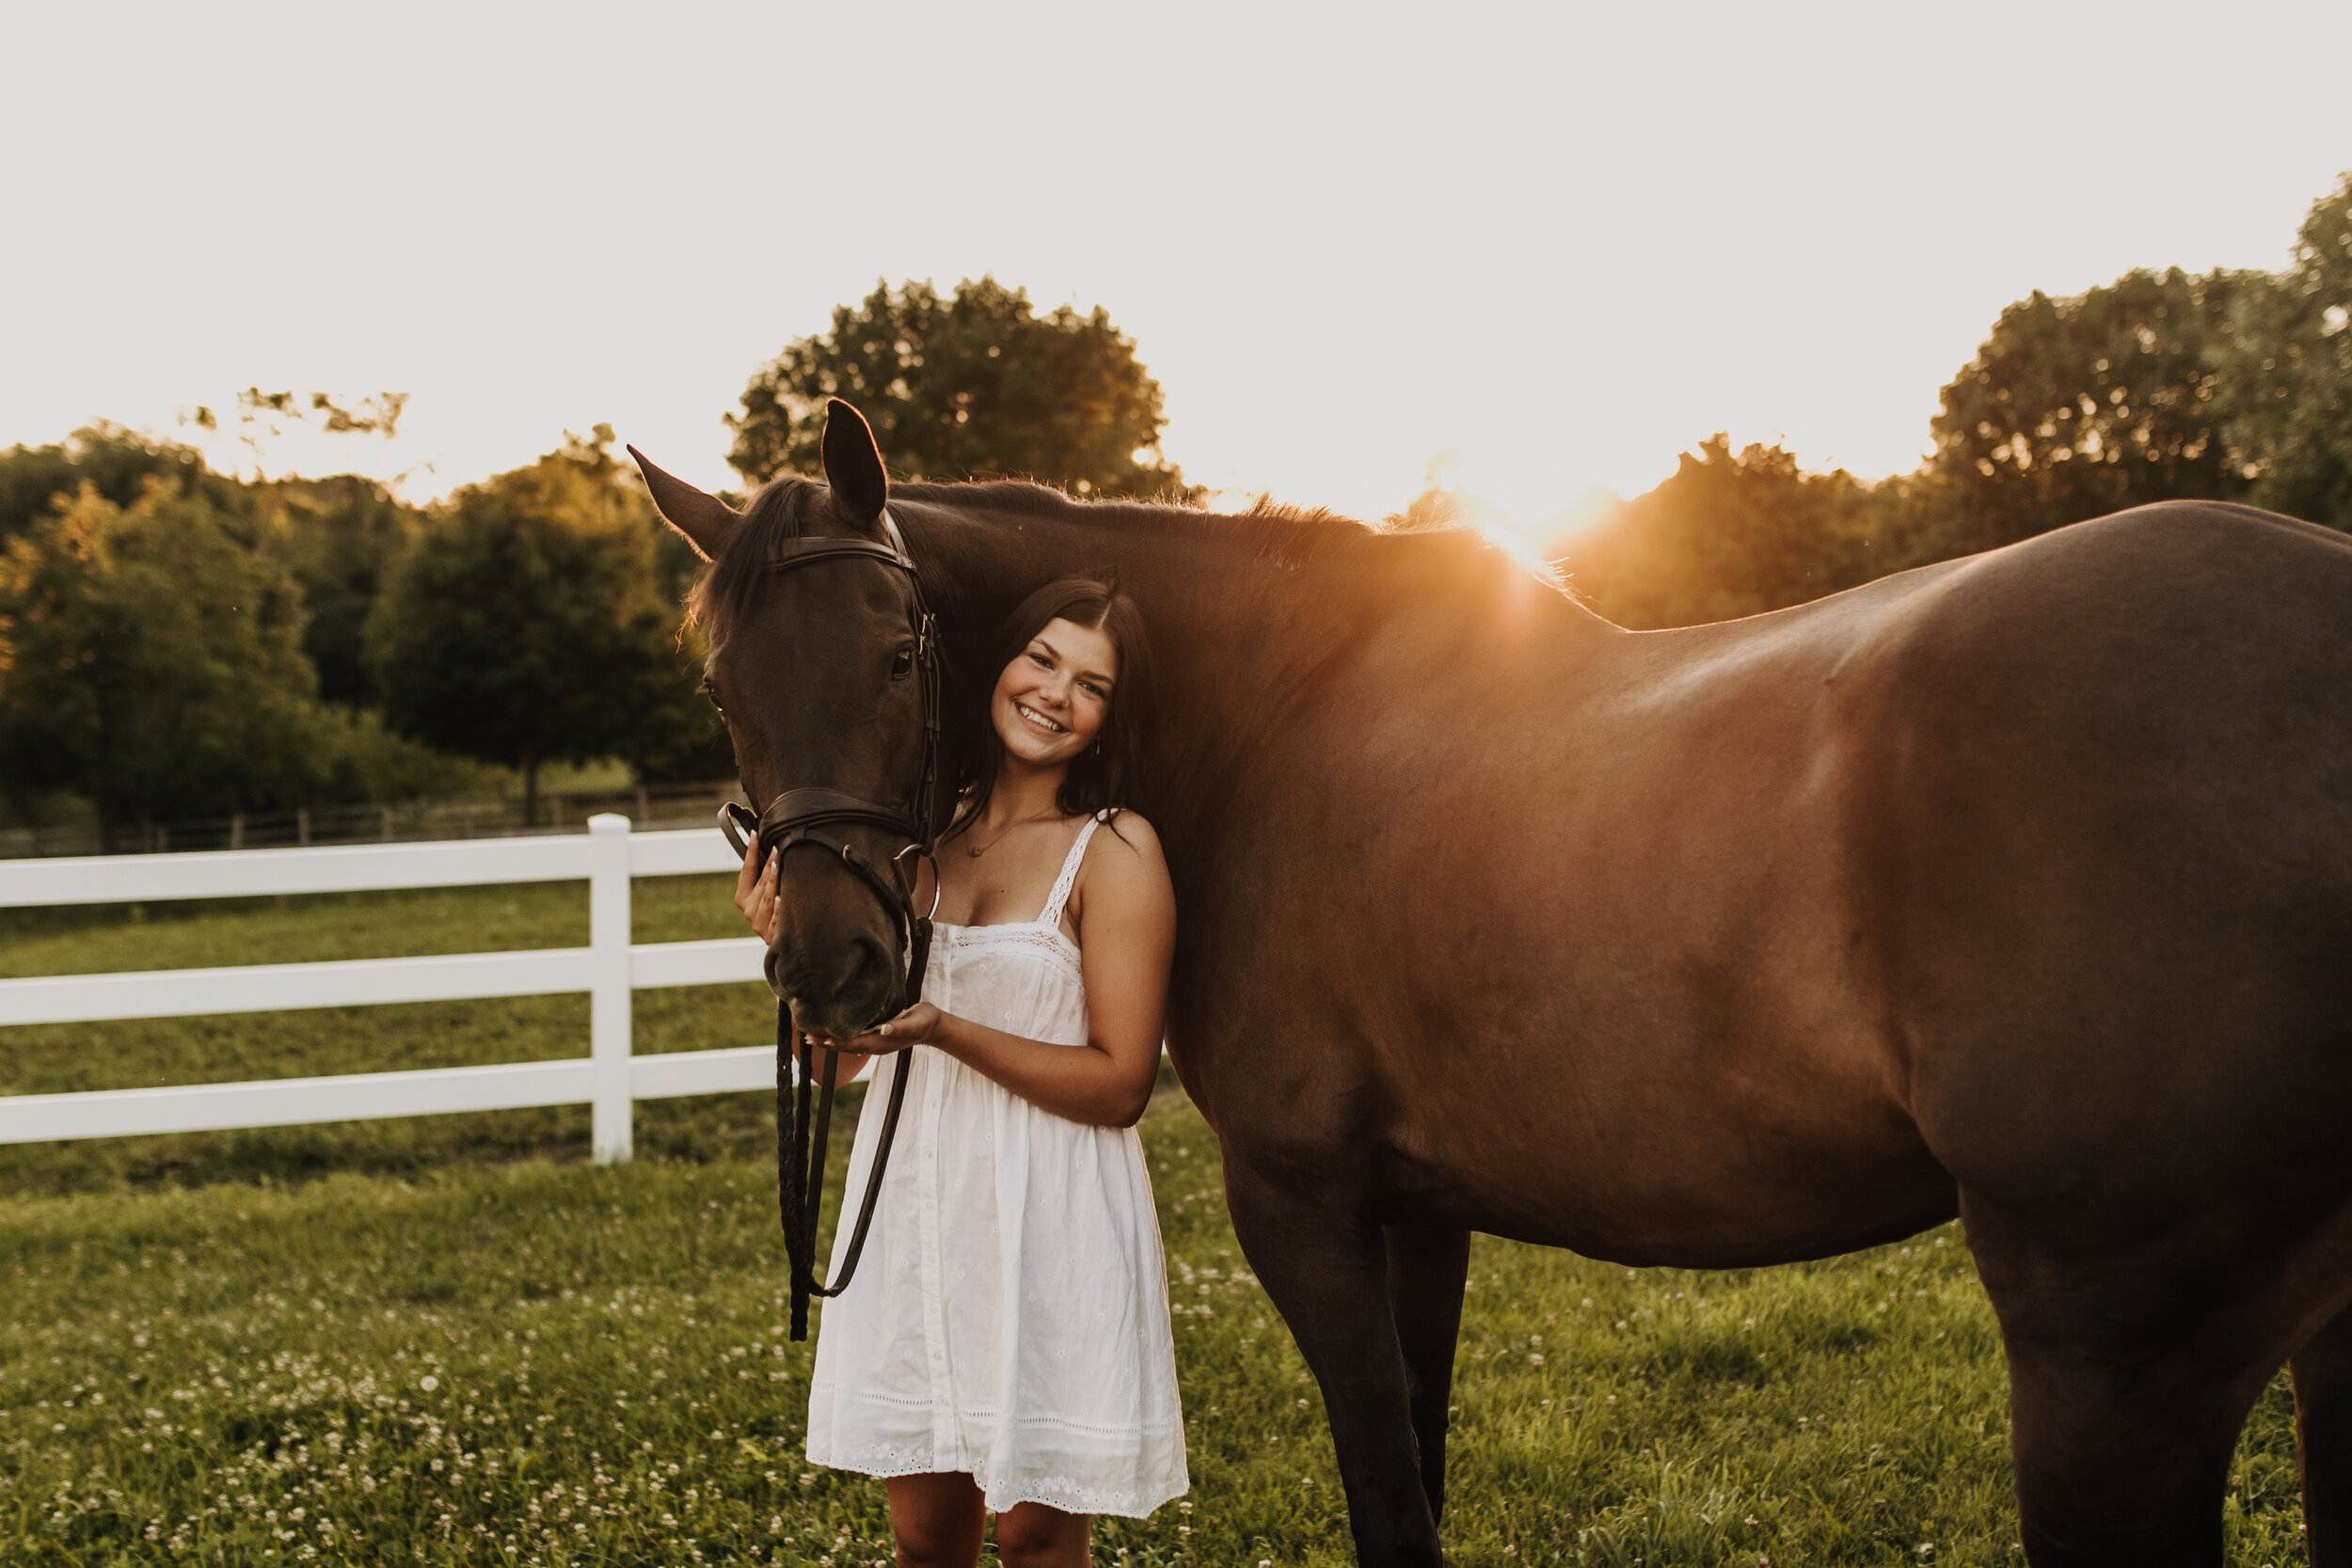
top-left (952, 576), bottom-right (1156, 832)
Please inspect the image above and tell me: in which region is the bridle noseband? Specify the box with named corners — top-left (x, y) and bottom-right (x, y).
top-left (715, 508), bottom-right (942, 1339)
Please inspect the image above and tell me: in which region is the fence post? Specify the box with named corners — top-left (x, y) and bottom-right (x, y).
top-left (588, 813), bottom-right (634, 1164)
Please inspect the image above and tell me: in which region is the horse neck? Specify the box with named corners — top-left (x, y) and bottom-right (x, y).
top-left (894, 497), bottom-right (1374, 850)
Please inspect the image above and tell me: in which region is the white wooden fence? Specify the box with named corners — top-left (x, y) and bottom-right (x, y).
top-left (0, 815), bottom-right (777, 1163)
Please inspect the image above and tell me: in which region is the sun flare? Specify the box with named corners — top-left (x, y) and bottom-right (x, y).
top-left (1473, 518), bottom-right (1560, 576)
top-left (1418, 448), bottom-right (1622, 566)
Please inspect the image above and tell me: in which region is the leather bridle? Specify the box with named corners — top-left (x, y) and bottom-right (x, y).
top-left (716, 509), bottom-right (941, 1339)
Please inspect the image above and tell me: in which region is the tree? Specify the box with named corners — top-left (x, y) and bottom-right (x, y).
top-left (186, 387), bottom-right (411, 479)
top-left (727, 277), bottom-right (1189, 499)
top-left (612, 615), bottom-right (735, 785)
top-left (2220, 172), bottom-right (2352, 531)
top-left (1559, 436), bottom-right (1892, 629)
top-left (0, 424), bottom-right (241, 547)
top-left (0, 478), bottom-right (327, 845)
top-left (270, 475), bottom-right (423, 706)
top-left (612, 518), bottom-right (735, 784)
top-left (1927, 267), bottom-right (2256, 547)
top-left (366, 429), bottom-right (686, 823)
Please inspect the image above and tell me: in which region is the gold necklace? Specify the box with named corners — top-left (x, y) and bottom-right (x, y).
top-left (961, 807), bottom-right (1060, 858)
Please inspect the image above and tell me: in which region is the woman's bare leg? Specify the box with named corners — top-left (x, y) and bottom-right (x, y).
top-left (993, 1500), bottom-right (1090, 1568)
top-left (882, 1472), bottom-right (986, 1568)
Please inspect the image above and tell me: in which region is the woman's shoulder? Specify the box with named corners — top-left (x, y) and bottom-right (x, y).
top-left (1069, 809), bottom-right (1169, 917)
top-left (1084, 808), bottom-right (1163, 862)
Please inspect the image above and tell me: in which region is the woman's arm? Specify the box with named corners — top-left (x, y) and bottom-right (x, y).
top-left (833, 817), bottom-right (1175, 1128)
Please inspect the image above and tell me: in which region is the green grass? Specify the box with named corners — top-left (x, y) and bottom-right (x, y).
top-left (0, 889), bottom-right (2319, 1565)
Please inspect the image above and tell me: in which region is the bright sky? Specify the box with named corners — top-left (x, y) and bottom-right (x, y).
top-left (6, 2), bottom-right (2348, 546)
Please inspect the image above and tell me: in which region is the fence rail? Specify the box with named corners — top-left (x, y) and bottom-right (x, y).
top-left (0, 815), bottom-right (778, 1162)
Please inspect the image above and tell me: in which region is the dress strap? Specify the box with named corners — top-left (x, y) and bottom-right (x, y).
top-left (1038, 811), bottom-right (1112, 931)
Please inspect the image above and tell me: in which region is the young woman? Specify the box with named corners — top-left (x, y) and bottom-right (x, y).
top-left (734, 578), bottom-right (1185, 1568)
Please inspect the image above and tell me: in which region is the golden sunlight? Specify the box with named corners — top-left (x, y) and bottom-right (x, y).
top-left (1425, 449), bottom-right (1622, 564)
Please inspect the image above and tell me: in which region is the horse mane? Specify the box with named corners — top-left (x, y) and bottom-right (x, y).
top-left (892, 480), bottom-right (1559, 601)
top-left (689, 477), bottom-right (821, 645)
top-left (691, 473), bottom-right (1552, 644)
top-left (890, 480), bottom-right (1382, 573)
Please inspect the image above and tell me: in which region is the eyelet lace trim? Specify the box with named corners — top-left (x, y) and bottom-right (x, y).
top-left (814, 1439), bottom-right (1186, 1518)
top-left (937, 921), bottom-right (1081, 966)
top-left (1037, 814), bottom-right (1106, 929)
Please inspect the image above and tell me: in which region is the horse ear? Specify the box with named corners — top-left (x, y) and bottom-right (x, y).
top-left (627, 446), bottom-right (740, 563)
top-left (821, 399), bottom-right (889, 532)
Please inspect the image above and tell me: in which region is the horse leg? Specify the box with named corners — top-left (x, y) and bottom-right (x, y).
top-left (2295, 1305), bottom-right (2352, 1565)
top-left (2001, 1332), bottom-right (2249, 1567)
top-left (1385, 1221), bottom-right (1471, 1526)
top-left (1224, 1165), bottom-right (1441, 1568)
top-left (1972, 1201), bottom-right (2280, 1568)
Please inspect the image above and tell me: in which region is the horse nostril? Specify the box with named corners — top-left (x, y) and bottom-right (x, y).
top-left (841, 933), bottom-right (893, 997)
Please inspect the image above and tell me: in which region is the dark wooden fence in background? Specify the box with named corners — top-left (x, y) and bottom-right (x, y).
top-left (0, 781), bottom-right (746, 860)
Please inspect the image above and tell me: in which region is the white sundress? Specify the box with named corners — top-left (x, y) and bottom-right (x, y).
top-left (803, 812), bottom-right (1189, 1517)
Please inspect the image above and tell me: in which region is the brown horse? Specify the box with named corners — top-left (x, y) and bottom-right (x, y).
top-left (632, 400), bottom-right (2352, 1567)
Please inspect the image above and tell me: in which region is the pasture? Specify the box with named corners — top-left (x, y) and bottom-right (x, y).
top-left (0, 881), bottom-right (2317, 1564)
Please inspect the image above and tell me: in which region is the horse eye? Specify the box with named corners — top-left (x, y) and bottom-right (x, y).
top-left (890, 647), bottom-right (915, 681)
top-left (698, 680), bottom-right (724, 715)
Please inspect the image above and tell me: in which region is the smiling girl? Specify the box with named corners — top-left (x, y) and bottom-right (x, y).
top-left (735, 577), bottom-right (1185, 1568)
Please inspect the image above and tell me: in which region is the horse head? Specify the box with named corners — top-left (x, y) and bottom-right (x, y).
top-left (629, 400), bottom-right (941, 1041)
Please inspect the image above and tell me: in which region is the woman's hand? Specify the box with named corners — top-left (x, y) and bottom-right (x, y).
top-left (811, 1001), bottom-right (944, 1056)
top-left (734, 845), bottom-right (781, 942)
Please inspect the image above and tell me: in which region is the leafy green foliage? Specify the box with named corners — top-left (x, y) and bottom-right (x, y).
top-left (1927, 267), bottom-right (2256, 547)
top-left (727, 277), bottom-right (1189, 499)
top-left (367, 430), bottom-right (691, 821)
top-left (0, 480), bottom-right (327, 841)
top-left (0, 434), bottom-right (505, 830)
top-left (1569, 177), bottom-right (2352, 628)
top-left (0, 425), bottom-right (231, 548)
top-left (268, 475), bottom-right (423, 707)
top-left (618, 526), bottom-right (737, 786)
top-left (2221, 173), bottom-right (2352, 530)
top-left (1560, 438), bottom-right (1898, 629)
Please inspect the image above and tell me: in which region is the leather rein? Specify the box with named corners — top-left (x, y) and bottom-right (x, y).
top-left (717, 509), bottom-right (942, 1340)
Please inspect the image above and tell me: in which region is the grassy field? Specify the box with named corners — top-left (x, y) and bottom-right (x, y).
top-left (0, 885), bottom-right (2319, 1565)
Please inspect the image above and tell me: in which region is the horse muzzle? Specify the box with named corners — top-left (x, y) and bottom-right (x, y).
top-left (765, 924), bottom-right (906, 1041)
top-left (723, 798), bottom-right (925, 1037)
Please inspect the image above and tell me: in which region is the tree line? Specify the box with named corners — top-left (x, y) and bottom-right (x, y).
top-left (1550, 173), bottom-right (2351, 628)
top-left (0, 279), bottom-right (1180, 847)
top-left (3, 179), bottom-right (2344, 845)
